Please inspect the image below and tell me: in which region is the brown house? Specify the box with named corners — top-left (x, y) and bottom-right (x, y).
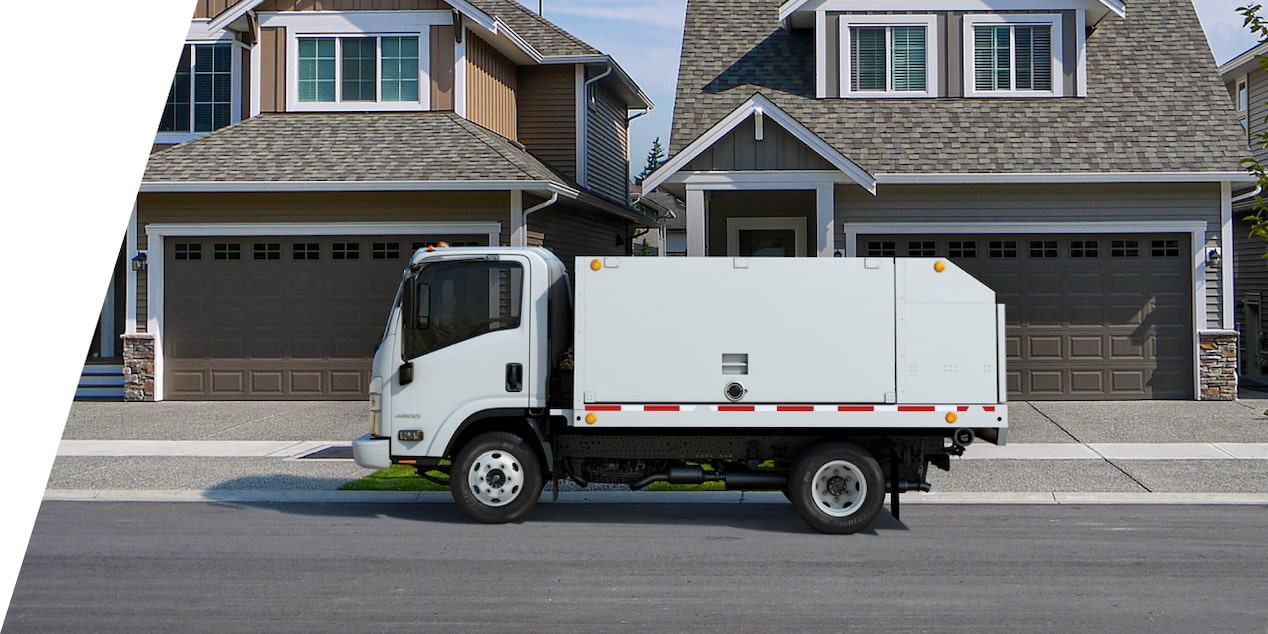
top-left (80, 0), bottom-right (653, 401)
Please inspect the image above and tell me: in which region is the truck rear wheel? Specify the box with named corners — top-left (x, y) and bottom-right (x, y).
top-left (451, 432), bottom-right (543, 524)
top-left (788, 442), bottom-right (884, 534)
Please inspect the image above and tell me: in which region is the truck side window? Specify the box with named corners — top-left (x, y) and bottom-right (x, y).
top-left (403, 260), bottom-right (523, 360)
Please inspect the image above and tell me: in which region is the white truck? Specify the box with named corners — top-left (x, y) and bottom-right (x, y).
top-left (353, 248), bottom-right (1008, 534)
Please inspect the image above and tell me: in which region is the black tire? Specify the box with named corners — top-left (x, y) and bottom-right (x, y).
top-left (451, 432), bottom-right (543, 524)
top-left (787, 442), bottom-right (885, 534)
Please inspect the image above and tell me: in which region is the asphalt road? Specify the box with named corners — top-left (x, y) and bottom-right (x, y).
top-left (6, 501), bottom-right (1266, 632)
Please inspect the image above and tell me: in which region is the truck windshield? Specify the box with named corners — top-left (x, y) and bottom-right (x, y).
top-left (402, 260), bottom-right (523, 359)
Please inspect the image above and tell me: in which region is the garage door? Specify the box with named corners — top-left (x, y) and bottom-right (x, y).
top-left (163, 235), bottom-right (486, 400)
top-left (860, 234), bottom-right (1193, 399)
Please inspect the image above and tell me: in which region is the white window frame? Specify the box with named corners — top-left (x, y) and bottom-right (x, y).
top-left (963, 13), bottom-right (1064, 98)
top-left (261, 11), bottom-right (446, 112)
top-left (727, 217), bottom-right (808, 257)
top-left (1237, 74), bottom-right (1249, 141)
top-left (155, 38), bottom-right (244, 145)
top-left (839, 15), bottom-right (939, 98)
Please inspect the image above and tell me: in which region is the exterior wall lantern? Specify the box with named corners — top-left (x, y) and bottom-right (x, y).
top-left (131, 252), bottom-right (148, 272)
top-left (1206, 247), bottom-right (1222, 269)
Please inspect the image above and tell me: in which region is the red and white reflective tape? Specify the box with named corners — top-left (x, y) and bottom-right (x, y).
top-left (583, 404), bottom-right (997, 413)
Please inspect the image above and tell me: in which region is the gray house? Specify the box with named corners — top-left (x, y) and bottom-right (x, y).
top-left (646, 0), bottom-right (1249, 400)
top-left (1220, 42), bottom-right (1268, 381)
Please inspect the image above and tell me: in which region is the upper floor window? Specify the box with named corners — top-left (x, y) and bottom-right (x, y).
top-left (1237, 76), bottom-right (1249, 134)
top-left (158, 43), bottom-right (236, 135)
top-left (263, 11), bottom-right (445, 113)
top-left (298, 36), bottom-right (420, 105)
top-left (963, 14), bottom-right (1063, 98)
top-left (840, 16), bottom-right (938, 97)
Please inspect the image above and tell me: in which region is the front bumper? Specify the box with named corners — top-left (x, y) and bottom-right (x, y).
top-left (352, 433), bottom-right (392, 470)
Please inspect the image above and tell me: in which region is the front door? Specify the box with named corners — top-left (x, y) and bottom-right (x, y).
top-left (389, 256), bottom-right (532, 458)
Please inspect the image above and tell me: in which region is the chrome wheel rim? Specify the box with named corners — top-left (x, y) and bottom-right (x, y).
top-left (467, 450), bottom-right (524, 508)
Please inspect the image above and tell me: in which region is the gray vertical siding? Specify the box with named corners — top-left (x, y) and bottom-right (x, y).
top-left (684, 117), bottom-right (835, 171)
top-left (1247, 68), bottom-right (1268, 163)
top-left (585, 84), bottom-right (630, 204)
top-left (529, 204), bottom-right (630, 277)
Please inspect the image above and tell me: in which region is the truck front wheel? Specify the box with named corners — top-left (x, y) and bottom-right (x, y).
top-left (451, 432), bottom-right (543, 524)
top-left (788, 442), bottom-right (884, 534)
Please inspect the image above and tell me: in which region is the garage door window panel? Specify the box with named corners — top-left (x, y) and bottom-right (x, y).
top-left (293, 243), bottom-right (320, 260)
top-left (254, 243), bottom-right (281, 260)
top-left (213, 243), bottom-right (241, 261)
top-left (404, 261), bottom-right (524, 360)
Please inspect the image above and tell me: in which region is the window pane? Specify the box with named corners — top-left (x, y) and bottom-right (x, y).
top-left (851, 28), bottom-right (887, 91)
top-left (160, 46), bottom-right (192, 132)
top-left (381, 36), bottom-right (420, 102)
top-left (404, 262), bottom-right (524, 359)
top-left (193, 43), bottom-right (233, 132)
top-left (1029, 26), bottom-right (1052, 91)
top-left (341, 37), bottom-right (377, 101)
top-left (891, 27), bottom-right (926, 91)
top-left (299, 38), bottom-right (336, 102)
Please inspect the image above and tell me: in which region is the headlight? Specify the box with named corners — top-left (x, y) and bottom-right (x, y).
top-left (369, 392), bottom-right (382, 436)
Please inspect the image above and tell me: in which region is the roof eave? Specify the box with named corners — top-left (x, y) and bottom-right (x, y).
top-left (138, 180), bottom-right (556, 193)
top-left (1220, 41), bottom-right (1268, 79)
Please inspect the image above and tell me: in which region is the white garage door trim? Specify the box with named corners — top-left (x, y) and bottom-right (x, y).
top-left (141, 221), bottom-right (501, 401)
top-left (843, 220), bottom-right (1210, 400)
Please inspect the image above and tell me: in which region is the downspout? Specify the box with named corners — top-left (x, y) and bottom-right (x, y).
top-left (1232, 185), bottom-right (1262, 205)
top-left (520, 193), bottom-right (559, 246)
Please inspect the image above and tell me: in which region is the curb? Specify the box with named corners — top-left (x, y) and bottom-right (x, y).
top-left (42, 489), bottom-right (1268, 506)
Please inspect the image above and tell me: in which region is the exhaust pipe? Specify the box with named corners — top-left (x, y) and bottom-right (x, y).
top-left (887, 480), bottom-right (932, 493)
top-left (629, 465), bottom-right (789, 491)
top-left (629, 465), bottom-right (708, 490)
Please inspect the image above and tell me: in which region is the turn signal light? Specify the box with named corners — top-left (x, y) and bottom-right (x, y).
top-left (934, 260), bottom-right (947, 273)
top-left (945, 412), bottom-right (957, 424)
top-left (585, 413), bottom-right (597, 424)
top-left (590, 259), bottom-right (603, 271)
top-left (398, 430), bottom-right (425, 442)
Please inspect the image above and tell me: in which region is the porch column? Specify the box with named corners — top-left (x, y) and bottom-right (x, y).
top-left (686, 186), bottom-right (707, 256)
top-left (509, 190), bottom-right (525, 247)
top-left (816, 183), bottom-right (834, 257)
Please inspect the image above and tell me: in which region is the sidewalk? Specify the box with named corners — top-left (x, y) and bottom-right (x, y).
top-left (45, 395), bottom-right (1268, 504)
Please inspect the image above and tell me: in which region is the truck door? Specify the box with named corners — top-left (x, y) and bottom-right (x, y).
top-left (391, 256), bottom-right (532, 457)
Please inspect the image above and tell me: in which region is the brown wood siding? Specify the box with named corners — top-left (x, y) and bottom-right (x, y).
top-left (466, 34), bottom-right (518, 140)
top-left (684, 117), bottom-right (836, 172)
top-left (517, 65), bottom-right (577, 179)
top-left (528, 204), bottom-right (630, 277)
top-left (241, 42), bottom-right (252, 120)
top-left (134, 190), bottom-right (511, 331)
top-left (256, 0), bottom-right (443, 11)
top-left (585, 84), bottom-right (630, 204)
top-left (192, 0), bottom-right (237, 19)
top-left (259, 27), bottom-right (286, 112)
top-left (430, 25), bottom-right (455, 110)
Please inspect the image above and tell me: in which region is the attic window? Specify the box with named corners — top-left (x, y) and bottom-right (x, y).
top-left (963, 14), bottom-right (1063, 98)
top-left (840, 16), bottom-right (938, 98)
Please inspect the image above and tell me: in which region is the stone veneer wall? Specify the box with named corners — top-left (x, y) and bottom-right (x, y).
top-left (121, 333), bottom-right (156, 402)
top-left (1199, 330), bottom-right (1238, 401)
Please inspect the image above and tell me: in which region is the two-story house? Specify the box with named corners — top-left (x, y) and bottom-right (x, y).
top-left (1220, 42), bottom-right (1268, 383)
top-left (80, 0), bottom-right (652, 402)
top-left (644, 0), bottom-right (1250, 400)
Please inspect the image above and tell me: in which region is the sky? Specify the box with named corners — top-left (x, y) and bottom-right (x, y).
top-left (517, 0), bottom-right (1265, 171)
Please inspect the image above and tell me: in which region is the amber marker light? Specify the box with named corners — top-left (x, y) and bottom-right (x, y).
top-left (934, 260), bottom-right (947, 272)
top-left (585, 413), bottom-right (597, 424)
top-left (945, 412), bottom-right (957, 424)
top-left (590, 259), bottom-right (603, 271)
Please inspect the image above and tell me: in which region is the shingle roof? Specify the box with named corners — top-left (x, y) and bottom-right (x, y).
top-left (143, 111), bottom-right (575, 184)
top-left (670, 0), bottom-right (1247, 174)
top-left (466, 0), bottom-right (599, 57)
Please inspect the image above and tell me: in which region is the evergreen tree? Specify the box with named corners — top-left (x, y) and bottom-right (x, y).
top-left (633, 137), bottom-right (667, 186)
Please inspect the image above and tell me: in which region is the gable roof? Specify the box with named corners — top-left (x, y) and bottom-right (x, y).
top-left (1219, 41), bottom-right (1268, 80)
top-left (779, 0), bottom-right (1126, 27)
top-left (669, 0), bottom-right (1248, 178)
top-left (143, 111), bottom-right (568, 185)
top-left (646, 93), bottom-right (875, 192)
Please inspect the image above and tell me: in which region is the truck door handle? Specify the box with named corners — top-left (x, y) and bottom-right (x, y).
top-left (506, 363), bottom-right (523, 392)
